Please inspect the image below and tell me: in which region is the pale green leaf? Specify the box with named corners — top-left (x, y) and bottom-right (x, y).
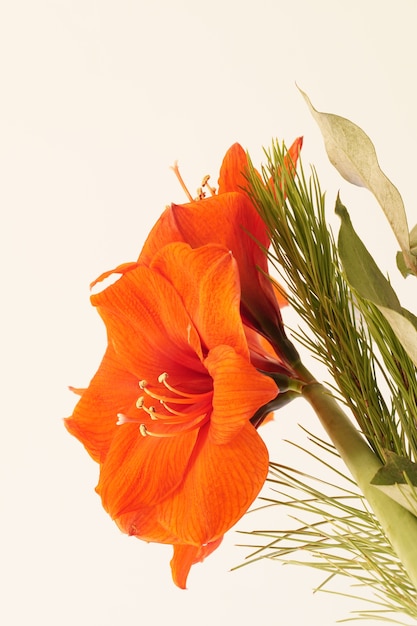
top-left (401, 306), bottom-right (417, 330)
top-left (410, 223), bottom-right (417, 256)
top-left (396, 250), bottom-right (414, 277)
top-left (299, 87), bottom-right (411, 260)
top-left (372, 451), bottom-right (417, 486)
top-left (377, 306), bottom-right (417, 368)
top-left (335, 196), bottom-right (401, 311)
top-left (336, 196), bottom-right (417, 368)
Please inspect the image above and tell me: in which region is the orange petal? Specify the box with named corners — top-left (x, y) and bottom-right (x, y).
top-left (170, 537), bottom-right (223, 589)
top-left (260, 412), bottom-right (274, 425)
top-left (140, 192), bottom-right (269, 278)
top-left (91, 263), bottom-right (205, 382)
top-left (64, 344), bottom-right (138, 462)
top-left (116, 508), bottom-right (181, 544)
top-left (204, 345), bottom-right (278, 444)
top-left (158, 422), bottom-right (269, 545)
top-left (137, 192), bottom-right (286, 339)
top-left (150, 242), bottom-right (249, 359)
top-left (218, 137), bottom-right (303, 196)
top-left (172, 194), bottom-right (284, 335)
top-left (139, 205), bottom-right (182, 265)
top-left (244, 326), bottom-right (291, 374)
top-left (140, 192), bottom-right (269, 292)
top-left (267, 136), bottom-right (304, 194)
top-left (90, 261), bottom-right (140, 290)
top-left (271, 277), bottom-right (287, 308)
top-left (97, 424), bottom-right (199, 513)
top-left (284, 136), bottom-right (303, 175)
top-left (153, 194), bottom-right (280, 327)
top-left (217, 143), bottom-right (249, 194)
top-left (68, 386), bottom-right (86, 396)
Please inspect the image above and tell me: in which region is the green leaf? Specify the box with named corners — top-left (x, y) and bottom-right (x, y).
top-left (299, 87), bottom-right (413, 267)
top-left (410, 223), bottom-right (417, 256)
top-left (396, 250), bottom-right (414, 277)
top-left (336, 196), bottom-right (417, 368)
top-left (372, 451), bottom-right (417, 485)
top-left (335, 195), bottom-right (401, 310)
top-left (371, 451), bottom-right (417, 517)
top-left (377, 306), bottom-right (417, 367)
top-left (401, 306), bottom-right (417, 330)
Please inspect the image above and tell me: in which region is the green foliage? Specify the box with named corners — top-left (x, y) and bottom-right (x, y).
top-left (245, 140), bottom-right (417, 622)
top-left (335, 196), bottom-right (401, 311)
top-left (238, 432), bottom-right (417, 624)
top-left (247, 144), bottom-right (417, 461)
top-left (336, 195), bottom-right (417, 369)
top-left (298, 88), bottom-right (416, 275)
top-left (371, 452), bottom-right (417, 517)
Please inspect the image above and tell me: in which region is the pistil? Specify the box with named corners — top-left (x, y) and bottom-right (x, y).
top-left (170, 162), bottom-right (217, 202)
top-left (170, 161), bottom-right (194, 202)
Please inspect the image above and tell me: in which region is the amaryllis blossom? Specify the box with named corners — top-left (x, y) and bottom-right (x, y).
top-left (65, 242), bottom-right (278, 588)
top-left (139, 138), bottom-right (302, 362)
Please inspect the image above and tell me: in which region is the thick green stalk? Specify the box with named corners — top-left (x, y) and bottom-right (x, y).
top-left (302, 381), bottom-right (417, 593)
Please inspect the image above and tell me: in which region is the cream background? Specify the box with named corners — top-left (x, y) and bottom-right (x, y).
top-left (2, 1), bottom-right (417, 624)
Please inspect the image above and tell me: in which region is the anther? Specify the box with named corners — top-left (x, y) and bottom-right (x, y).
top-left (136, 396), bottom-right (144, 409)
top-left (139, 380), bottom-right (147, 389)
top-left (139, 424), bottom-right (148, 437)
top-left (201, 175), bottom-right (216, 196)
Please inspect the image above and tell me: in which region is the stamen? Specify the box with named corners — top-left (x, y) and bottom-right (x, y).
top-left (201, 174), bottom-right (216, 196)
top-left (139, 423), bottom-right (174, 438)
top-left (170, 161), bottom-right (194, 202)
top-left (156, 372), bottom-right (211, 401)
top-left (139, 399), bottom-right (203, 423)
top-left (139, 423), bottom-right (177, 438)
top-left (170, 161), bottom-right (217, 202)
top-left (159, 401), bottom-right (183, 416)
top-left (136, 396), bottom-right (144, 409)
top-left (139, 416), bottom-right (208, 438)
top-left (120, 372), bottom-right (213, 438)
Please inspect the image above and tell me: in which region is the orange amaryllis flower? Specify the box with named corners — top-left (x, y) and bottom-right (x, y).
top-left (65, 242), bottom-right (278, 588)
top-left (139, 138), bottom-right (302, 363)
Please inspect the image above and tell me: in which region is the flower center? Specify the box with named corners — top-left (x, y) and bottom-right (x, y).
top-left (170, 161), bottom-right (217, 202)
top-left (117, 372), bottom-right (212, 438)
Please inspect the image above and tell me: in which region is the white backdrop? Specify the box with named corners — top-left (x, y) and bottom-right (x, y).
top-left (2, 1), bottom-right (417, 624)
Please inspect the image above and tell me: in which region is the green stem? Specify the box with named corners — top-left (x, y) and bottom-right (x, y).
top-left (302, 380), bottom-right (417, 594)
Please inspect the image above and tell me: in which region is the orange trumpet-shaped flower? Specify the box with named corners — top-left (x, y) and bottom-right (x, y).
top-left (139, 138), bottom-right (303, 362)
top-left (65, 242), bottom-right (278, 588)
